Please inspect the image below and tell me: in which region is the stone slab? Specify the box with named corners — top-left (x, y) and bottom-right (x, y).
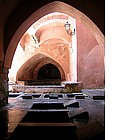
top-left (30, 102), bottom-right (66, 109)
top-left (9, 123), bottom-right (78, 140)
top-left (31, 94), bottom-right (41, 98)
top-left (93, 95), bottom-right (105, 100)
top-left (49, 94), bottom-right (58, 99)
top-left (21, 95), bottom-right (33, 99)
top-left (64, 100), bottom-right (79, 107)
top-left (68, 107), bottom-right (89, 119)
top-left (8, 94), bottom-right (20, 97)
top-left (21, 110), bottom-right (70, 123)
top-left (19, 122), bottom-right (76, 127)
top-left (66, 94), bottom-right (75, 98)
top-left (75, 95), bottom-right (85, 99)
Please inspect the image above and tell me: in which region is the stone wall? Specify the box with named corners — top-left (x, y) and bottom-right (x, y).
top-left (77, 21), bottom-right (105, 88)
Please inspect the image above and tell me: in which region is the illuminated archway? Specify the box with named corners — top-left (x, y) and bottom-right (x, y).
top-left (5, 1), bottom-right (105, 88)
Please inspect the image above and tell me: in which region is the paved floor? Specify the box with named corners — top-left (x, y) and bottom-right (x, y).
top-left (0, 89), bottom-right (105, 140)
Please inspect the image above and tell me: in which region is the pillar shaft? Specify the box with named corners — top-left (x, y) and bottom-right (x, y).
top-left (0, 61), bottom-right (9, 108)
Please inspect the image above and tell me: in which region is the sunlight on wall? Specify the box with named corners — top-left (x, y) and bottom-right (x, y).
top-left (8, 12), bottom-right (77, 83)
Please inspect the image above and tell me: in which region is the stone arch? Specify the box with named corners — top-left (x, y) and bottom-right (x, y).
top-left (16, 53), bottom-right (66, 82)
top-left (32, 55), bottom-right (66, 81)
top-left (4, 1), bottom-right (104, 68)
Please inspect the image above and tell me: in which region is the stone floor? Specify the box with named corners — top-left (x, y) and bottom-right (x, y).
top-left (0, 89), bottom-right (105, 140)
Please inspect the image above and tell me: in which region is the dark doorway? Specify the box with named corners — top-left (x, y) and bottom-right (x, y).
top-left (38, 63), bottom-right (61, 82)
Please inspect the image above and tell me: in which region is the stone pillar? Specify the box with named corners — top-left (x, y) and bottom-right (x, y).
top-left (0, 61), bottom-right (9, 108)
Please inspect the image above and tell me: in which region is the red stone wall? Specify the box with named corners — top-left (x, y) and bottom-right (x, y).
top-left (77, 21), bottom-right (105, 88)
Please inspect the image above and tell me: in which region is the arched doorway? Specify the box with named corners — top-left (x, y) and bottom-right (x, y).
top-left (38, 63), bottom-right (61, 82)
top-left (15, 53), bottom-right (66, 85)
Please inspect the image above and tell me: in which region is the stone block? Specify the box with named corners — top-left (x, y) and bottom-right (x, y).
top-left (93, 95), bottom-right (105, 100)
top-left (30, 102), bottom-right (66, 109)
top-left (64, 100), bottom-right (79, 107)
top-left (75, 95), bottom-right (85, 99)
top-left (49, 94), bottom-right (58, 99)
top-left (22, 95), bottom-right (33, 99)
top-left (66, 94), bottom-right (75, 98)
top-left (10, 122), bottom-right (78, 140)
top-left (57, 94), bottom-right (63, 98)
top-left (68, 107), bottom-right (89, 119)
top-left (31, 94), bottom-right (41, 98)
top-left (64, 82), bottom-right (79, 93)
top-left (44, 94), bottom-right (49, 98)
top-left (21, 110), bottom-right (70, 123)
top-left (73, 93), bottom-right (84, 95)
top-left (8, 93), bottom-right (20, 97)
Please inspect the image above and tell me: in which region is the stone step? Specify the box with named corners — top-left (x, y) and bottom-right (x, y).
top-left (12, 85), bottom-right (66, 93)
top-left (28, 109), bottom-right (69, 112)
top-left (19, 122), bottom-right (76, 127)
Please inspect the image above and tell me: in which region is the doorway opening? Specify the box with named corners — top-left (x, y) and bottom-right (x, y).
top-left (37, 63), bottom-right (61, 85)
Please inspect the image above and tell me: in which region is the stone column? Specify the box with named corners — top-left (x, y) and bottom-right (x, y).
top-left (0, 61), bottom-right (9, 108)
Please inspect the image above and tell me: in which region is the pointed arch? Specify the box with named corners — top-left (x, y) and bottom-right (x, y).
top-left (4, 1), bottom-right (104, 68)
top-left (16, 53), bottom-right (66, 81)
